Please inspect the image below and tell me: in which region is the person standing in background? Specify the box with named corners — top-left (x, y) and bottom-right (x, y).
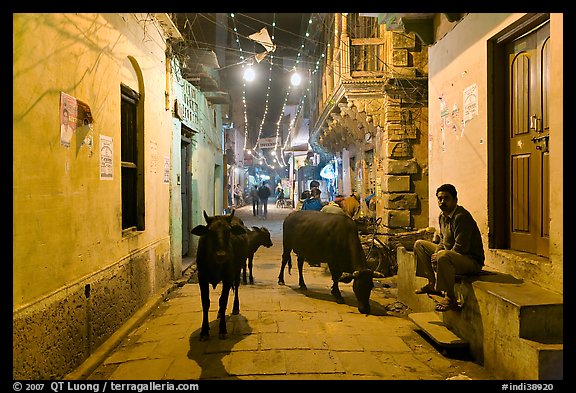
top-left (257, 181), bottom-right (271, 218)
top-left (250, 185), bottom-right (259, 216)
top-left (301, 188), bottom-right (323, 211)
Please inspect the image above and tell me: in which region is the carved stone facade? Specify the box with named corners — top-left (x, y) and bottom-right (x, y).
top-left (350, 96), bottom-right (427, 232)
top-left (311, 15), bottom-right (429, 232)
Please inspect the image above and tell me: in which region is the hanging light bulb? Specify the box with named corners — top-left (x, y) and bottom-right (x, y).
top-left (243, 66), bottom-right (255, 82)
top-left (290, 71), bottom-right (302, 86)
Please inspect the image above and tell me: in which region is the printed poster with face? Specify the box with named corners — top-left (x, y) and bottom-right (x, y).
top-left (60, 92), bottom-right (77, 147)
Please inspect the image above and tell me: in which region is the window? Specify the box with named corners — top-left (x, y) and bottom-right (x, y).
top-left (120, 84), bottom-right (144, 231)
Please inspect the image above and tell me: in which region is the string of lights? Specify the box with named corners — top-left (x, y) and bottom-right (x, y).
top-left (274, 14), bottom-right (319, 168)
top-left (229, 13), bottom-right (250, 155)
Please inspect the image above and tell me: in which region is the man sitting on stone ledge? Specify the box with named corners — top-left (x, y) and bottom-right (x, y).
top-left (413, 183), bottom-right (485, 312)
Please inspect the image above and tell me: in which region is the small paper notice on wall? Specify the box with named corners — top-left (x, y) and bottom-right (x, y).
top-left (163, 156), bottom-right (170, 183)
top-left (463, 83), bottom-right (478, 123)
top-left (100, 135), bottom-right (114, 180)
top-left (150, 140), bottom-right (158, 174)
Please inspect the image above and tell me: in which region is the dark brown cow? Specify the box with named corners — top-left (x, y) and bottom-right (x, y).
top-left (243, 226), bottom-right (273, 284)
top-left (191, 210), bottom-right (247, 340)
top-left (278, 210), bottom-right (383, 314)
top-left (228, 216), bottom-right (273, 285)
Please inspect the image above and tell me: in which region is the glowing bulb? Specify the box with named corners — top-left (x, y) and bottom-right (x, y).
top-left (290, 72), bottom-right (302, 86)
top-left (243, 67), bottom-right (255, 82)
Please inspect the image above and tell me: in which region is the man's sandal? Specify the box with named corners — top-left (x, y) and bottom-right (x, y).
top-left (435, 298), bottom-right (460, 312)
top-left (414, 284), bottom-right (442, 296)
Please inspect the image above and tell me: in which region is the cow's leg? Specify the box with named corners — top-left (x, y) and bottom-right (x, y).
top-left (242, 261), bottom-right (247, 285)
top-left (278, 250), bottom-right (291, 285)
top-left (217, 282), bottom-right (232, 339)
top-left (199, 280), bottom-right (211, 341)
top-left (248, 255), bottom-right (254, 284)
top-left (297, 255), bottom-right (307, 290)
top-left (232, 277), bottom-right (240, 315)
top-left (330, 281), bottom-right (345, 304)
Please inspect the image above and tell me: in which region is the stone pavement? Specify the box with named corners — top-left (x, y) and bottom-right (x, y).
top-left (70, 201), bottom-right (496, 381)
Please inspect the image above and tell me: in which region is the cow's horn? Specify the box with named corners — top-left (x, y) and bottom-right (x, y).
top-left (203, 210), bottom-right (212, 224)
top-left (225, 209), bottom-right (235, 223)
top-left (372, 270), bottom-right (385, 278)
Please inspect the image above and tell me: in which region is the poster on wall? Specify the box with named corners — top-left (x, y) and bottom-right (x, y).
top-left (463, 83), bottom-right (478, 123)
top-left (60, 92), bottom-right (77, 147)
top-left (163, 156), bottom-right (170, 183)
top-left (60, 92), bottom-right (94, 148)
top-left (100, 135), bottom-right (114, 180)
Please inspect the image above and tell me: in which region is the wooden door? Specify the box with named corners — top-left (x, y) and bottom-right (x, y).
top-left (508, 21), bottom-right (550, 257)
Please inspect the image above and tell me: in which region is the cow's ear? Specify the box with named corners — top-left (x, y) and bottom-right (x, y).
top-left (191, 225), bottom-right (208, 236)
top-left (231, 225), bottom-right (247, 235)
top-left (339, 272), bottom-right (354, 283)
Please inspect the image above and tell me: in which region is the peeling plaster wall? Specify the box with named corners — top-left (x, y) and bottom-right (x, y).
top-left (13, 13), bottom-right (175, 378)
top-left (427, 13), bottom-right (563, 294)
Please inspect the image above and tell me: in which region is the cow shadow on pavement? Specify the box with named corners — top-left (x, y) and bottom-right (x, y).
top-left (187, 313), bottom-right (252, 380)
top-left (284, 283), bottom-right (389, 317)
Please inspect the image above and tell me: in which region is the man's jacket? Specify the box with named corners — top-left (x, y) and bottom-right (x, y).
top-left (437, 205), bottom-right (485, 265)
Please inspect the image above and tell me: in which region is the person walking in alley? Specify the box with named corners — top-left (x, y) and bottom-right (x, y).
top-left (413, 183), bottom-right (485, 312)
top-left (257, 181), bottom-right (271, 218)
top-left (250, 185), bottom-right (259, 216)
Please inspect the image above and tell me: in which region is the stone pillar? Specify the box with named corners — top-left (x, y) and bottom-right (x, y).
top-left (333, 13), bottom-right (341, 88)
top-left (341, 13), bottom-right (351, 80)
top-left (341, 148), bottom-right (352, 196)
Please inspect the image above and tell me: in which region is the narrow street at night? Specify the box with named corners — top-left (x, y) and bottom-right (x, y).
top-left (70, 202), bottom-right (495, 381)
top-left (14, 13), bottom-right (563, 383)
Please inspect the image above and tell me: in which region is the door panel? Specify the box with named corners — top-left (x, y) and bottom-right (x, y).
top-left (508, 21), bottom-right (550, 257)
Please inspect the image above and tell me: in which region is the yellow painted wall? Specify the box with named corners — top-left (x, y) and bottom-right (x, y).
top-left (548, 13), bottom-right (563, 288)
top-left (13, 13), bottom-right (173, 308)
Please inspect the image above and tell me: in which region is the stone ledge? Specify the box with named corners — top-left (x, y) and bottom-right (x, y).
top-left (396, 246), bottom-right (563, 379)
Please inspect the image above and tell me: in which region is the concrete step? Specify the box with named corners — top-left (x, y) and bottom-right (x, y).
top-left (408, 312), bottom-right (468, 348)
top-left (449, 279), bottom-right (563, 379)
top-left (518, 337), bottom-right (563, 380)
top-left (472, 280), bottom-right (563, 341)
